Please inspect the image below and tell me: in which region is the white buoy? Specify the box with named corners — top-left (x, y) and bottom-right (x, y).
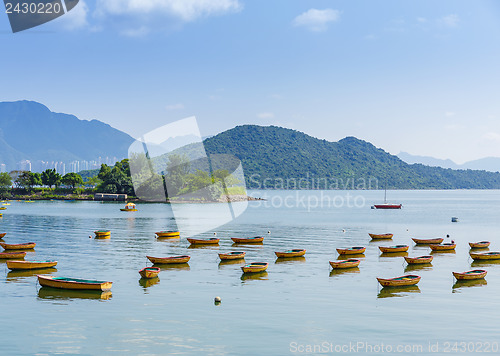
top-left (214, 296), bottom-right (221, 304)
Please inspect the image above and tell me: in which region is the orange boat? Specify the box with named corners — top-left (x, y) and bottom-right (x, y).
top-left (139, 267), bottom-right (160, 279)
top-left (231, 236), bottom-right (264, 243)
top-left (412, 237), bottom-right (444, 245)
top-left (377, 275), bottom-right (421, 287)
top-left (369, 233), bottom-right (393, 240)
top-left (146, 255), bottom-right (190, 264)
top-left (469, 241), bottom-right (490, 249)
top-left (0, 242), bottom-right (36, 250)
top-left (275, 249), bottom-right (306, 258)
top-left (470, 252), bottom-right (500, 260)
top-left (336, 247), bottom-right (366, 255)
top-left (452, 270), bottom-right (487, 280)
top-left (37, 275), bottom-right (112, 291)
top-left (404, 255), bottom-right (433, 264)
top-left (94, 230), bottom-right (111, 239)
top-left (241, 262), bottom-right (268, 273)
top-left (429, 243), bottom-right (456, 251)
top-left (0, 233), bottom-right (6, 238)
top-left (0, 251), bottom-right (26, 259)
top-left (187, 238), bottom-right (219, 245)
top-left (329, 259), bottom-right (360, 269)
top-left (379, 245), bottom-right (409, 253)
top-left (6, 260), bottom-right (57, 270)
top-left (219, 252), bottom-right (246, 260)
top-left (155, 231), bottom-right (180, 238)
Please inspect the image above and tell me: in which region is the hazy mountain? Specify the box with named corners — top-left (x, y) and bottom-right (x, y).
top-left (0, 100), bottom-right (135, 170)
top-left (398, 152), bottom-right (500, 173)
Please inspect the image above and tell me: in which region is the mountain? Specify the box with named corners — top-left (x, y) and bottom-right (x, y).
top-left (398, 152), bottom-right (500, 173)
top-left (0, 101), bottom-right (135, 170)
top-left (198, 125), bottom-right (500, 189)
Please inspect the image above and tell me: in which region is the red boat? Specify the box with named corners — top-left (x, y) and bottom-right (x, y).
top-left (373, 204), bottom-right (402, 209)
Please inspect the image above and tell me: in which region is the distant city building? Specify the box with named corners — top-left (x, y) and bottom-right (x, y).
top-left (0, 164), bottom-right (6, 173)
top-left (17, 160), bottom-right (32, 171)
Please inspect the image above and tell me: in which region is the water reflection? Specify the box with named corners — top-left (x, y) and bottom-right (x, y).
top-left (275, 257), bottom-right (306, 264)
top-left (377, 285), bottom-right (421, 298)
top-left (37, 287), bottom-right (112, 301)
top-left (231, 242), bottom-right (264, 247)
top-left (336, 254), bottom-right (365, 260)
top-left (452, 279), bottom-right (487, 292)
top-left (430, 250), bottom-right (456, 255)
top-left (218, 259), bottom-right (246, 268)
top-left (241, 271), bottom-right (268, 281)
top-left (7, 268), bottom-right (57, 280)
top-left (471, 260), bottom-right (500, 268)
top-left (139, 277), bottom-right (160, 289)
top-left (379, 252), bottom-right (408, 258)
top-left (404, 264), bottom-right (433, 273)
top-left (187, 245), bottom-right (220, 250)
top-left (155, 263), bottom-right (190, 271)
top-left (329, 267), bottom-right (360, 277)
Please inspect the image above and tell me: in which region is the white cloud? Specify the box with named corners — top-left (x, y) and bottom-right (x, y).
top-left (439, 14), bottom-right (460, 28)
top-left (60, 0), bottom-right (89, 30)
top-left (165, 103), bottom-right (185, 110)
top-left (257, 112), bottom-right (275, 119)
top-left (293, 8), bottom-right (340, 32)
top-left (483, 132), bottom-right (500, 141)
top-left (96, 0), bottom-right (242, 22)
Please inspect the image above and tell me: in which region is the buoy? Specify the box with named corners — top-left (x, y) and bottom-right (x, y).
top-left (342, 229), bottom-right (346, 233)
top-left (214, 296), bottom-right (221, 305)
top-left (89, 236), bottom-right (92, 239)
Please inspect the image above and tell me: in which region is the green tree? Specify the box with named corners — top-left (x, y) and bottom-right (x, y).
top-left (0, 172), bottom-right (12, 196)
top-left (164, 154), bottom-right (190, 197)
top-left (61, 173), bottom-right (83, 190)
top-left (41, 169), bottom-right (61, 189)
top-left (97, 160), bottom-right (135, 195)
top-left (15, 171), bottom-right (41, 190)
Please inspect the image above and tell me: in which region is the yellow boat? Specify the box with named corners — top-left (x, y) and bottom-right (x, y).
top-left (94, 230), bottom-right (111, 239)
top-left (336, 246), bottom-right (366, 255)
top-left (378, 245), bottom-right (409, 253)
top-left (231, 236), bottom-right (264, 243)
top-left (139, 267), bottom-right (160, 279)
top-left (377, 275), bottom-right (421, 287)
top-left (404, 255), bottom-right (433, 264)
top-left (37, 275), bottom-right (112, 291)
top-left (120, 202), bottom-right (137, 212)
top-left (147, 255), bottom-right (190, 264)
top-left (6, 260), bottom-right (58, 270)
top-left (241, 262), bottom-right (268, 273)
top-left (329, 259), bottom-right (360, 269)
top-left (0, 242), bottom-right (36, 250)
top-left (429, 243), bottom-right (456, 251)
top-left (1, 203), bottom-right (10, 206)
top-left (470, 252), bottom-right (500, 260)
top-left (0, 232), bottom-right (6, 238)
top-left (155, 231), bottom-right (180, 238)
top-left (412, 237), bottom-right (444, 244)
top-left (0, 207), bottom-right (6, 210)
top-left (469, 241), bottom-right (490, 249)
top-left (452, 270), bottom-right (487, 280)
top-left (275, 249), bottom-right (306, 258)
top-left (187, 237), bottom-right (219, 245)
top-left (0, 251), bottom-right (26, 259)
top-left (369, 233), bottom-right (393, 240)
top-left (219, 252), bottom-right (246, 260)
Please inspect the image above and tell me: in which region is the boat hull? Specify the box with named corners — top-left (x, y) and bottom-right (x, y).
top-left (377, 275), bottom-right (421, 287)
top-left (404, 256), bottom-right (433, 264)
top-left (329, 259), bottom-right (360, 269)
top-left (120, 209), bottom-right (137, 212)
top-left (412, 238), bottom-right (444, 244)
top-left (379, 245), bottom-right (409, 253)
top-left (469, 241), bottom-right (490, 249)
top-left (139, 267), bottom-right (160, 279)
top-left (231, 237), bottom-right (264, 243)
top-left (147, 255), bottom-right (191, 264)
top-left (453, 270), bottom-right (487, 280)
top-left (0, 242), bottom-right (36, 250)
top-left (219, 252), bottom-right (246, 260)
top-left (369, 233), bottom-right (393, 240)
top-left (373, 204), bottom-right (402, 209)
top-left (429, 243), bottom-right (456, 251)
top-left (241, 262), bottom-right (268, 273)
top-left (155, 231), bottom-right (180, 238)
top-left (94, 231), bottom-right (111, 239)
top-left (187, 238), bottom-right (220, 245)
top-left (0, 233), bottom-right (6, 238)
top-left (275, 249), bottom-right (306, 258)
top-left (37, 275), bottom-right (112, 291)
top-left (0, 251), bottom-right (26, 259)
top-left (336, 247), bottom-right (366, 255)
top-left (470, 252), bottom-right (500, 260)
top-left (7, 260), bottom-right (57, 270)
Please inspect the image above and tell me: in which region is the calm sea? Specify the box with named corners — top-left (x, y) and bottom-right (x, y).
top-left (1, 190), bottom-right (500, 356)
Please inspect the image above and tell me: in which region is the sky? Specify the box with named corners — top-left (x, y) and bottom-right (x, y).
top-left (1, 0), bottom-right (500, 164)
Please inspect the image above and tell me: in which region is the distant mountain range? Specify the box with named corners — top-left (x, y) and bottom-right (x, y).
top-left (0, 101), bottom-right (134, 171)
top-left (397, 152), bottom-right (500, 172)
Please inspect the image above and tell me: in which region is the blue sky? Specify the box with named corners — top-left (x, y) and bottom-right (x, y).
top-left (1, 0), bottom-right (500, 163)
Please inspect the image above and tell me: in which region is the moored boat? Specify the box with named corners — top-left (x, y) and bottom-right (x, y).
top-left (37, 275), bottom-right (112, 291)
top-left (241, 262), bottom-right (268, 273)
top-left (187, 237), bottom-right (219, 245)
top-left (139, 267), bottom-right (160, 279)
top-left (429, 243), bottom-right (456, 251)
top-left (404, 255), bottom-right (433, 264)
top-left (452, 270), bottom-right (487, 280)
top-left (329, 259), bottom-right (360, 269)
top-left (0, 233), bottom-right (6, 238)
top-left (412, 237), bottom-right (444, 244)
top-left (219, 251), bottom-right (246, 260)
top-left (0, 242), bottom-right (36, 250)
top-left (275, 249), bottom-right (306, 258)
top-left (377, 275), bottom-right (421, 287)
top-left (155, 231), bottom-right (180, 238)
top-left (94, 230), bottom-right (111, 239)
top-left (369, 233), bottom-right (393, 240)
top-left (120, 202), bottom-right (137, 212)
top-left (231, 236), bottom-right (264, 243)
top-left (336, 246), bottom-right (366, 255)
top-left (379, 245), bottom-right (409, 253)
top-left (470, 252), bottom-right (500, 260)
top-left (0, 251), bottom-right (26, 259)
top-left (147, 255), bottom-right (190, 264)
top-left (0, 207), bottom-right (7, 210)
top-left (469, 241), bottom-right (490, 249)
top-left (6, 260), bottom-right (57, 270)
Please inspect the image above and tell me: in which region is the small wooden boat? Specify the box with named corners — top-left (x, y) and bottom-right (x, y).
top-left (336, 246), bottom-right (366, 255)
top-left (139, 267), bottom-right (160, 279)
top-left (241, 262), bottom-right (268, 273)
top-left (37, 275), bottom-right (112, 291)
top-left (94, 230), bottom-right (111, 239)
top-left (412, 237), bottom-right (444, 244)
top-left (120, 202), bottom-right (137, 212)
top-left (6, 260), bottom-right (58, 270)
top-left (231, 236), bottom-right (264, 243)
top-left (155, 231), bottom-right (180, 238)
top-left (187, 237), bottom-right (219, 245)
top-left (0, 242), bottom-right (36, 250)
top-left (0, 251), bottom-right (26, 259)
top-left (429, 243), bottom-right (456, 251)
top-left (146, 255), bottom-right (190, 264)
top-left (0, 207), bottom-right (7, 210)
top-left (404, 255), bottom-right (433, 264)
top-left (373, 204), bottom-right (402, 209)
top-left (377, 275), bottom-right (421, 287)
top-left (452, 270), bottom-right (487, 280)
top-left (369, 233), bottom-right (393, 240)
top-left (329, 259), bottom-right (360, 269)
top-left (219, 251), bottom-right (246, 260)
top-left (275, 249), bottom-right (306, 258)
top-left (0, 233), bottom-right (6, 238)
top-left (379, 245), bottom-right (409, 253)
top-left (469, 241), bottom-right (490, 249)
top-left (470, 252), bottom-right (500, 260)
